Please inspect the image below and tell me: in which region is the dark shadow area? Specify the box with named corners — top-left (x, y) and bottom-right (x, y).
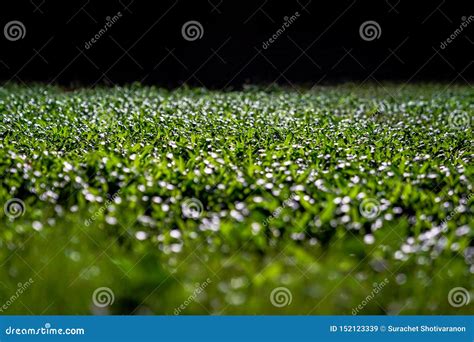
top-left (0, 0), bottom-right (472, 87)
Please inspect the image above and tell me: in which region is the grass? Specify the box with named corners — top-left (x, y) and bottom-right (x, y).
top-left (0, 83), bottom-right (472, 314)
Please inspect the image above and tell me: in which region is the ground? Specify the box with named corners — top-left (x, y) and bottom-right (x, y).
top-left (0, 84), bottom-right (472, 314)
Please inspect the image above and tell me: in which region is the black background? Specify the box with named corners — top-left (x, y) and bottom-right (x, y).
top-left (0, 0), bottom-right (472, 87)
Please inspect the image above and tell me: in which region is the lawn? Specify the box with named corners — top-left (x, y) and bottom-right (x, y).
top-left (0, 84), bottom-right (472, 314)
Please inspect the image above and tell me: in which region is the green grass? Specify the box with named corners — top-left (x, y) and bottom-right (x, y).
top-left (0, 84), bottom-right (472, 314)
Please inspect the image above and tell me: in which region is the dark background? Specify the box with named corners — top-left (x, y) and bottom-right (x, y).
top-left (0, 0), bottom-right (472, 87)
